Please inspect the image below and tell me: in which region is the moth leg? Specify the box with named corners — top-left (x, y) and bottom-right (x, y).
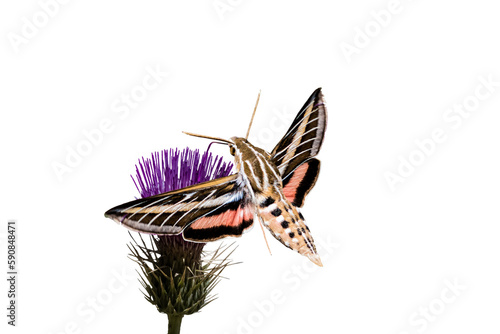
top-left (257, 215), bottom-right (272, 255)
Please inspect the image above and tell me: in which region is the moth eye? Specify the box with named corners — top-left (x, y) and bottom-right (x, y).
top-left (229, 146), bottom-right (236, 156)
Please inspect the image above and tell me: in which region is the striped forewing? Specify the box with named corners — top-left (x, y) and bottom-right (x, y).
top-left (271, 88), bottom-right (327, 179)
top-left (104, 174), bottom-right (253, 237)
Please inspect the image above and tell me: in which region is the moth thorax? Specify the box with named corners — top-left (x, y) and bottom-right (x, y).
top-left (231, 138), bottom-right (280, 192)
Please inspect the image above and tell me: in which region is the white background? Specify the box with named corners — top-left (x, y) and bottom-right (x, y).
top-left (1, 1), bottom-right (500, 333)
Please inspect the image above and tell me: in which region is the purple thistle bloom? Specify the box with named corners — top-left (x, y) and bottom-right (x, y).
top-left (131, 147), bottom-right (233, 198)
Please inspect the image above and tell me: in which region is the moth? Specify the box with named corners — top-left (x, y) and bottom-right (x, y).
top-left (105, 88), bottom-right (327, 266)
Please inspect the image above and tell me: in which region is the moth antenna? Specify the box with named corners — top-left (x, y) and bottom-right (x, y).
top-left (182, 131), bottom-right (231, 144)
top-left (257, 216), bottom-right (272, 256)
top-left (245, 90), bottom-right (261, 140)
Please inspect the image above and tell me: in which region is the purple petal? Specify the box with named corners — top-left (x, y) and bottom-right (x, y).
top-left (132, 146), bottom-right (233, 198)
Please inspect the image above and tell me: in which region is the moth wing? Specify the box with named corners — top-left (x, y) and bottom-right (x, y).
top-left (183, 195), bottom-right (254, 242)
top-left (281, 158), bottom-right (320, 207)
top-left (105, 174), bottom-right (254, 239)
top-left (271, 88), bottom-right (326, 180)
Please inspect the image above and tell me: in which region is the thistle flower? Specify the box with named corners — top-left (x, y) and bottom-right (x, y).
top-left (126, 147), bottom-right (235, 334)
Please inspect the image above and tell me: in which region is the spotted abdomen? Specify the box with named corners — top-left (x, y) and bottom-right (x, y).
top-left (256, 194), bottom-right (322, 266)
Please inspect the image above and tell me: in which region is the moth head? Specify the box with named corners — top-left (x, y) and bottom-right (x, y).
top-left (229, 136), bottom-right (249, 156)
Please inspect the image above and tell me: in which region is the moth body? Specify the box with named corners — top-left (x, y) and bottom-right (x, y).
top-left (230, 137), bottom-right (322, 266)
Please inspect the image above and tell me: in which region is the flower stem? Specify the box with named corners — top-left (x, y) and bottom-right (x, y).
top-left (167, 314), bottom-right (183, 334)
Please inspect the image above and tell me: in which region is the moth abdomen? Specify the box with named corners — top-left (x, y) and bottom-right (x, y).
top-left (256, 193), bottom-right (322, 266)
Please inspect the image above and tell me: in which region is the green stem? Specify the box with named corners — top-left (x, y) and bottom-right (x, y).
top-left (167, 314), bottom-right (183, 334)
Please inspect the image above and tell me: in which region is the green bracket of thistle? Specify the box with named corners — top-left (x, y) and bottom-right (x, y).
top-left (128, 232), bottom-right (237, 334)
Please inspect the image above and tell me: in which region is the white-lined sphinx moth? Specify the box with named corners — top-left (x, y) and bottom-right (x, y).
top-left (105, 88), bottom-right (327, 266)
